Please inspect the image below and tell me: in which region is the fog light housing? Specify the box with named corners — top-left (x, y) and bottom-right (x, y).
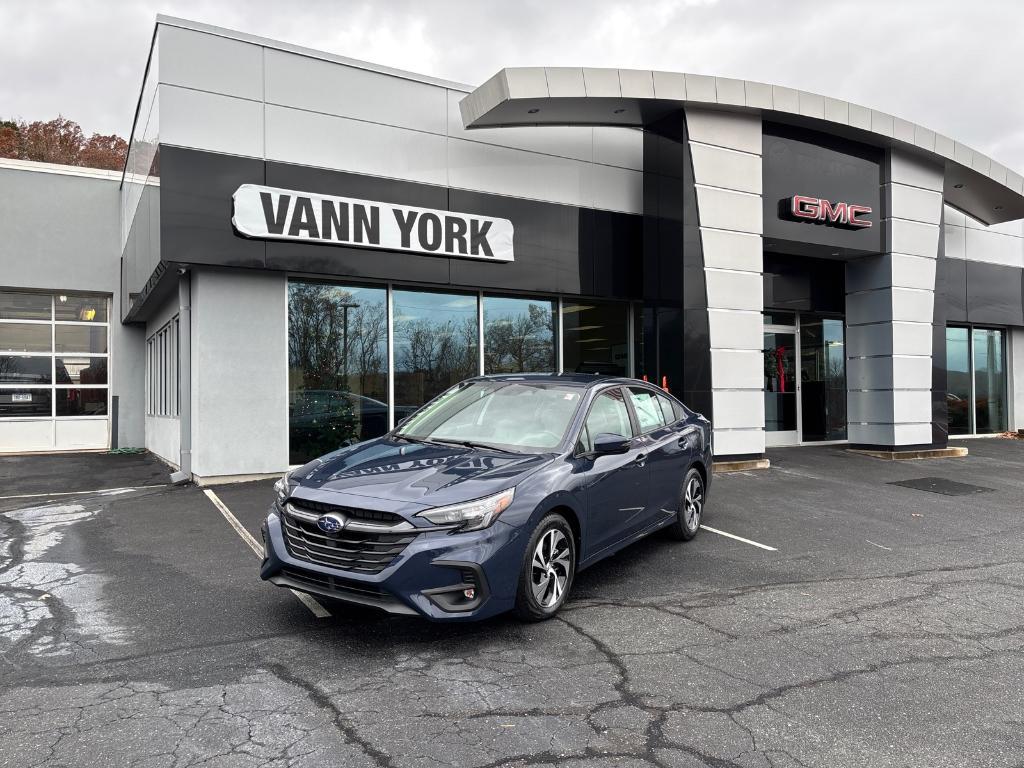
top-left (463, 587), bottom-right (476, 600)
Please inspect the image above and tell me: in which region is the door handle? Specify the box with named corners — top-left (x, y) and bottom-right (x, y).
top-left (634, 453), bottom-right (647, 468)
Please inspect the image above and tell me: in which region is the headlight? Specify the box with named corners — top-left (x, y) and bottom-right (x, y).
top-left (273, 470), bottom-right (293, 501)
top-left (417, 488), bottom-right (515, 531)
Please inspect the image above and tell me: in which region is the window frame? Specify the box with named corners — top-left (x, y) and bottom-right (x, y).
top-left (0, 292), bottom-right (110, 421)
top-left (574, 385), bottom-right (637, 458)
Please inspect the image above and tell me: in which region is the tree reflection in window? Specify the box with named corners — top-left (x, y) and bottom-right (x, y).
top-left (287, 282), bottom-right (388, 464)
top-left (394, 290), bottom-right (478, 412)
top-left (484, 296), bottom-right (555, 374)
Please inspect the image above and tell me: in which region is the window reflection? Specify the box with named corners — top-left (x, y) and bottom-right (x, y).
top-left (483, 296), bottom-right (555, 374)
top-left (394, 289), bottom-right (478, 412)
top-left (55, 388), bottom-right (107, 416)
top-left (288, 282), bottom-right (389, 464)
top-left (973, 328), bottom-right (1006, 434)
top-left (946, 327), bottom-right (971, 435)
top-left (561, 302), bottom-right (628, 376)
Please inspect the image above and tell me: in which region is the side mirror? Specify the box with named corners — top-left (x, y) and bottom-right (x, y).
top-left (593, 432), bottom-right (630, 455)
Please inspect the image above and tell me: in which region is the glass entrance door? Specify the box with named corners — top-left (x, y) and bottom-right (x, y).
top-left (764, 323), bottom-right (798, 446)
top-left (799, 317), bottom-right (847, 441)
top-left (763, 313), bottom-right (847, 446)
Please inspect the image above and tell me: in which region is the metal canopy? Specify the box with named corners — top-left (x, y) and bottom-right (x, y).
top-left (460, 68), bottom-right (1024, 226)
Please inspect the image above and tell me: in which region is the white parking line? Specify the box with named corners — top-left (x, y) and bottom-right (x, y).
top-left (865, 539), bottom-right (893, 551)
top-left (700, 524), bottom-right (778, 551)
top-left (202, 489), bottom-right (331, 619)
top-left (0, 485), bottom-right (167, 500)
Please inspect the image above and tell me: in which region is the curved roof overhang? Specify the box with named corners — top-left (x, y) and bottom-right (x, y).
top-left (460, 68), bottom-right (1024, 226)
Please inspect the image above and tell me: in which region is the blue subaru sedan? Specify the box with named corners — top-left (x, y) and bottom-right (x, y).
top-left (261, 374), bottom-right (712, 622)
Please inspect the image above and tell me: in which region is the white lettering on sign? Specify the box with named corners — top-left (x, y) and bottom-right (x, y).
top-left (231, 184), bottom-right (514, 262)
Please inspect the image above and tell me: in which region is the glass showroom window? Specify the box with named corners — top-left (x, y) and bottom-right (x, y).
top-left (393, 289), bottom-right (478, 414)
top-left (561, 301), bottom-right (629, 376)
top-left (288, 281), bottom-right (389, 465)
top-left (146, 318), bottom-right (178, 417)
top-left (0, 291), bottom-right (108, 419)
top-left (483, 295), bottom-right (556, 374)
top-left (946, 326), bottom-right (1007, 435)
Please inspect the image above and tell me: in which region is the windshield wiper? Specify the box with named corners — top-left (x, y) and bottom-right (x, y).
top-left (431, 438), bottom-right (519, 454)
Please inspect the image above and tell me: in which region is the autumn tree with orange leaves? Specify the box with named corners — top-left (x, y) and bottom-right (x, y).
top-left (0, 116), bottom-right (128, 171)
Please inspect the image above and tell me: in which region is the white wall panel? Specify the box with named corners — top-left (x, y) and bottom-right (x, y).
top-left (1012, 328), bottom-right (1024, 431)
top-left (0, 421), bottom-right (54, 452)
top-left (191, 270), bottom-right (289, 477)
top-left (159, 25), bottom-right (263, 101)
top-left (694, 186), bottom-right (762, 233)
top-left (689, 143), bottom-right (762, 195)
top-left (55, 420), bottom-right (109, 450)
top-left (593, 127), bottom-right (644, 170)
top-left (265, 105), bottom-right (447, 186)
top-left (146, 416), bottom-right (180, 466)
top-left (708, 309), bottom-right (762, 350)
top-left (886, 184), bottom-right (942, 224)
top-left (447, 137), bottom-right (590, 208)
top-left (886, 218), bottom-right (940, 258)
top-left (712, 428), bottom-right (765, 456)
top-left (685, 108), bottom-right (761, 154)
top-left (964, 226), bottom-right (1024, 268)
top-left (265, 48), bottom-right (448, 135)
top-left (700, 228), bottom-right (762, 272)
top-left (586, 163), bottom-right (643, 214)
top-left (885, 151), bottom-right (944, 191)
top-left (710, 349), bottom-right (762, 389)
top-left (712, 390), bottom-right (764, 429)
top-left (705, 270), bottom-right (763, 311)
top-left (891, 390), bottom-right (934, 424)
top-left (160, 85), bottom-right (263, 158)
top-left (943, 223), bottom-right (967, 259)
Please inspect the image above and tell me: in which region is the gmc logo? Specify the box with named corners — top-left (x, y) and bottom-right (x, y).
top-left (787, 195), bottom-right (873, 229)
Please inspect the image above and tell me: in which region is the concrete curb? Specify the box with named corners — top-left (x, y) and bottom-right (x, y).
top-left (846, 447), bottom-right (968, 460)
top-left (714, 459), bottom-right (771, 473)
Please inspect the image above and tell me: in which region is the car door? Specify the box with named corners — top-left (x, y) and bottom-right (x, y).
top-left (575, 387), bottom-right (648, 556)
top-left (623, 386), bottom-right (681, 530)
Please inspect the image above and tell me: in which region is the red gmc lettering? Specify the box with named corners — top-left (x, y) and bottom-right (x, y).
top-left (788, 196), bottom-right (872, 228)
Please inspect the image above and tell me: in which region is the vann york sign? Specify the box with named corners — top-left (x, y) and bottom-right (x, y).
top-left (232, 184), bottom-right (514, 262)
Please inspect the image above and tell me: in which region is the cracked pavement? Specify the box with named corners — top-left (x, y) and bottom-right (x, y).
top-left (1, 442), bottom-right (1023, 767)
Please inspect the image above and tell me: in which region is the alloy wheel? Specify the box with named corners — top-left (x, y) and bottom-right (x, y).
top-left (530, 528), bottom-right (571, 608)
top-left (683, 475), bottom-right (704, 531)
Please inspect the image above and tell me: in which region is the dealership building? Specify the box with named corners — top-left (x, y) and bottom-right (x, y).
top-left (2, 16), bottom-right (1024, 480)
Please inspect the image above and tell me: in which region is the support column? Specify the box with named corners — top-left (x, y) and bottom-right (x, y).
top-left (685, 108), bottom-right (765, 458)
top-left (846, 150), bottom-right (944, 448)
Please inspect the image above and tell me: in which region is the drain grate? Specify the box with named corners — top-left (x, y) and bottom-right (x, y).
top-left (887, 477), bottom-right (994, 496)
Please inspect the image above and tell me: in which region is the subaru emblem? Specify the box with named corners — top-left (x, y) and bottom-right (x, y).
top-left (316, 513), bottom-right (345, 534)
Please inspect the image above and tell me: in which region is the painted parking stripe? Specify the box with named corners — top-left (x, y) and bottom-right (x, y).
top-left (0, 484), bottom-right (168, 500)
top-left (202, 488), bottom-right (331, 619)
top-left (700, 524), bottom-right (778, 551)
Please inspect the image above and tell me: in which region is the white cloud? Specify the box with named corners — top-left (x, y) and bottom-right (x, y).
top-left (1, 0), bottom-right (1022, 172)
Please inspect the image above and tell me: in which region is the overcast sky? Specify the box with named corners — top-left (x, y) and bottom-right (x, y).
top-left (2, 0), bottom-right (1022, 171)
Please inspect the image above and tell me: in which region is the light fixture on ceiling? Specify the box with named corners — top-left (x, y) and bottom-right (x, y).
top-left (613, 108), bottom-right (626, 114)
top-left (527, 108), bottom-right (540, 114)
top-left (994, 205), bottom-right (1004, 211)
top-left (953, 183), bottom-right (965, 189)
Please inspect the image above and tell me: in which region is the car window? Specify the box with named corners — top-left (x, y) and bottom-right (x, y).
top-left (627, 387), bottom-right (668, 433)
top-left (578, 388), bottom-right (634, 453)
top-left (656, 393), bottom-right (681, 424)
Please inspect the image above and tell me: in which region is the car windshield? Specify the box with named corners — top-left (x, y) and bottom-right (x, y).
top-left (396, 380), bottom-right (584, 452)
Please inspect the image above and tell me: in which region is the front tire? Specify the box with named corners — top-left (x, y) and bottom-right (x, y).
top-left (514, 513), bottom-right (575, 621)
top-left (667, 467), bottom-right (705, 541)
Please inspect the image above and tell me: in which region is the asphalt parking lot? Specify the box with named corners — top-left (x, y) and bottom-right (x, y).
top-left (1, 440), bottom-right (1023, 768)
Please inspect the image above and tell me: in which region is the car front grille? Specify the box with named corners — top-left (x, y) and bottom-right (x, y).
top-left (287, 498), bottom-right (404, 526)
top-left (280, 508), bottom-right (417, 574)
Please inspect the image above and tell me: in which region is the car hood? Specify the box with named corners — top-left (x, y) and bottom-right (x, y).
top-left (292, 436), bottom-right (551, 509)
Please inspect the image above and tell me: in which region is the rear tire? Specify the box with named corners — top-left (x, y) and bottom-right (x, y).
top-left (514, 513), bottom-right (576, 621)
top-left (667, 467), bottom-right (705, 541)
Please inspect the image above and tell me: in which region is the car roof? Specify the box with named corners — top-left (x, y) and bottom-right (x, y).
top-left (474, 373), bottom-right (654, 390)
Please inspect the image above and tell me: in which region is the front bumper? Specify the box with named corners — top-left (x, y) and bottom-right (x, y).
top-left (259, 505), bottom-right (523, 621)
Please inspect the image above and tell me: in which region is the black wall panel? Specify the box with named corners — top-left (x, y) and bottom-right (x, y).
top-left (965, 261), bottom-right (1024, 326)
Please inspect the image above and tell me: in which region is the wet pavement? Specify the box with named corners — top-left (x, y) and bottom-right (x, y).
top-left (1, 439), bottom-right (1023, 767)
